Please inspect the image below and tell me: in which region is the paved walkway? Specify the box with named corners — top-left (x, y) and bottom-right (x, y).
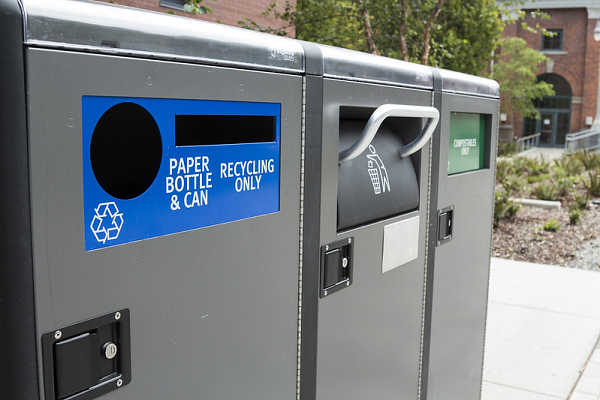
top-left (517, 147), bottom-right (565, 161)
top-left (483, 258), bottom-right (600, 399)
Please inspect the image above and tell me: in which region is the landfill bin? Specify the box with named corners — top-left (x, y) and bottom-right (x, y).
top-left (1, 1), bottom-right (305, 399)
top-left (422, 69), bottom-right (499, 399)
top-left (299, 44), bottom-right (439, 400)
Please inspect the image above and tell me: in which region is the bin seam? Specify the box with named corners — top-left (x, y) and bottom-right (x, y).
top-left (418, 113), bottom-right (435, 400)
top-left (296, 76), bottom-right (307, 400)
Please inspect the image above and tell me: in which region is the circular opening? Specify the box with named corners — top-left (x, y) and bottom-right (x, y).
top-left (90, 102), bottom-right (162, 200)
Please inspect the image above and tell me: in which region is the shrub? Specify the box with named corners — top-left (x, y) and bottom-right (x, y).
top-left (511, 156), bottom-right (550, 178)
top-left (574, 150), bottom-right (600, 170)
top-left (501, 175), bottom-right (526, 196)
top-left (512, 157), bottom-right (530, 175)
top-left (574, 192), bottom-right (589, 209)
top-left (554, 156), bottom-right (584, 177)
top-left (498, 141), bottom-right (517, 157)
top-left (496, 159), bottom-right (515, 183)
top-left (494, 191), bottom-right (521, 224)
top-left (506, 199), bottom-right (522, 219)
top-left (528, 156), bottom-right (551, 176)
top-left (527, 173), bottom-right (551, 183)
top-left (551, 165), bottom-right (567, 178)
top-left (556, 177), bottom-right (577, 197)
top-left (532, 182), bottom-right (559, 201)
top-left (494, 191), bottom-right (509, 223)
top-left (569, 206), bottom-right (582, 225)
top-left (583, 171), bottom-right (600, 197)
top-left (542, 218), bottom-right (560, 232)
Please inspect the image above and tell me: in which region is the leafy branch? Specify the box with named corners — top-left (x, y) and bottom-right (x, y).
top-left (183, 0), bottom-right (215, 15)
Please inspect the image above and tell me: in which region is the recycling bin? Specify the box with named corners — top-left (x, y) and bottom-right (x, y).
top-left (299, 44), bottom-right (439, 400)
top-left (1, 0), bottom-right (304, 399)
top-left (1, 0), bottom-right (500, 399)
top-left (422, 69), bottom-right (499, 399)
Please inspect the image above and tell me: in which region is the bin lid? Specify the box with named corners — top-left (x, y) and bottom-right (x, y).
top-left (436, 68), bottom-right (499, 98)
top-left (317, 44), bottom-right (433, 90)
top-left (20, 0), bottom-right (304, 74)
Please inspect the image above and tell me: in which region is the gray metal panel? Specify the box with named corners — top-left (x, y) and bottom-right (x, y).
top-left (21, 0), bottom-right (304, 73)
top-left (26, 49), bottom-right (302, 399)
top-left (0, 0), bottom-right (39, 398)
top-left (427, 94), bottom-right (498, 400)
top-left (438, 68), bottom-right (500, 98)
top-left (318, 44), bottom-right (433, 89)
top-left (316, 79), bottom-right (432, 399)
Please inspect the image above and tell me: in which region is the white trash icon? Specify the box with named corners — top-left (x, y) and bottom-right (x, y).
top-left (366, 145), bottom-right (391, 195)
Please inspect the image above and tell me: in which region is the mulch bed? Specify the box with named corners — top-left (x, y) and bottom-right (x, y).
top-left (492, 199), bottom-right (600, 267)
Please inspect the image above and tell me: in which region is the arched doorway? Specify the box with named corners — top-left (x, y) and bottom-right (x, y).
top-left (523, 73), bottom-right (572, 147)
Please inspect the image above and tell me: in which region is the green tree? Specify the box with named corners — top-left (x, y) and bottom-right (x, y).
top-left (238, 1), bottom-right (364, 51)
top-left (183, 0), bottom-right (215, 14)
top-left (497, 0), bottom-right (553, 35)
top-left (239, 0), bottom-right (551, 79)
top-left (239, 0), bottom-right (554, 127)
top-left (493, 37), bottom-right (554, 120)
top-left (367, 0), bottom-right (503, 74)
top-left (240, 0), bottom-right (504, 76)
top-left (432, 0), bottom-right (504, 73)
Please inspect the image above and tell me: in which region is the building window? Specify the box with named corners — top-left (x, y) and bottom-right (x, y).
top-left (160, 0), bottom-right (185, 11)
top-left (542, 29), bottom-right (563, 51)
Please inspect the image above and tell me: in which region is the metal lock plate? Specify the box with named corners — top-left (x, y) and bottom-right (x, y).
top-left (437, 206), bottom-right (454, 246)
top-left (42, 309), bottom-right (131, 400)
top-left (320, 238), bottom-right (354, 298)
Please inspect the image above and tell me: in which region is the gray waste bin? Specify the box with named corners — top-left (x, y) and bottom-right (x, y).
top-left (1, 1), bottom-right (499, 399)
top-left (300, 44), bottom-right (440, 400)
top-left (299, 49), bottom-right (499, 400)
top-left (1, 1), bottom-right (304, 399)
top-left (422, 69), bottom-right (500, 399)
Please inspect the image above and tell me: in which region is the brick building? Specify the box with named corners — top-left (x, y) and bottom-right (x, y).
top-left (500, 1), bottom-right (600, 147)
top-left (96, 0), bottom-right (296, 35)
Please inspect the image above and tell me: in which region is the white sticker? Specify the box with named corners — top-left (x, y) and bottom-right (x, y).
top-left (382, 216), bottom-right (419, 273)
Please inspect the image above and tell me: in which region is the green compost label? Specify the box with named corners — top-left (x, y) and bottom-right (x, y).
top-left (448, 112), bottom-right (486, 175)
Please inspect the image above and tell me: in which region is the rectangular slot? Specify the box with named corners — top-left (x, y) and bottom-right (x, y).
top-left (175, 115), bottom-right (275, 146)
top-left (448, 113), bottom-right (488, 175)
top-left (323, 248), bottom-right (345, 289)
top-left (438, 212), bottom-right (451, 240)
top-left (337, 109), bottom-right (421, 231)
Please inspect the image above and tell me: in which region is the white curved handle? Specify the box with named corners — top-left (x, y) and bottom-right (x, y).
top-left (338, 104), bottom-right (440, 164)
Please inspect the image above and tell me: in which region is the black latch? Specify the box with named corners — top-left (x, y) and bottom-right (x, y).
top-left (437, 206), bottom-right (454, 245)
top-left (320, 238), bottom-right (354, 298)
top-left (42, 309), bottom-right (131, 400)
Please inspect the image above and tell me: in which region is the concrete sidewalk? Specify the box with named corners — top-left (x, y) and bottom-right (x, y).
top-left (517, 147), bottom-right (565, 161)
top-left (482, 258), bottom-right (600, 399)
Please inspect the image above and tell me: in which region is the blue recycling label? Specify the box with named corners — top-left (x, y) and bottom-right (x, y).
top-left (82, 96), bottom-right (281, 251)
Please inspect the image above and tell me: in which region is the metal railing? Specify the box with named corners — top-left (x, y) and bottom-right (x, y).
top-left (516, 132), bottom-right (540, 153)
top-left (565, 128), bottom-right (600, 154)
